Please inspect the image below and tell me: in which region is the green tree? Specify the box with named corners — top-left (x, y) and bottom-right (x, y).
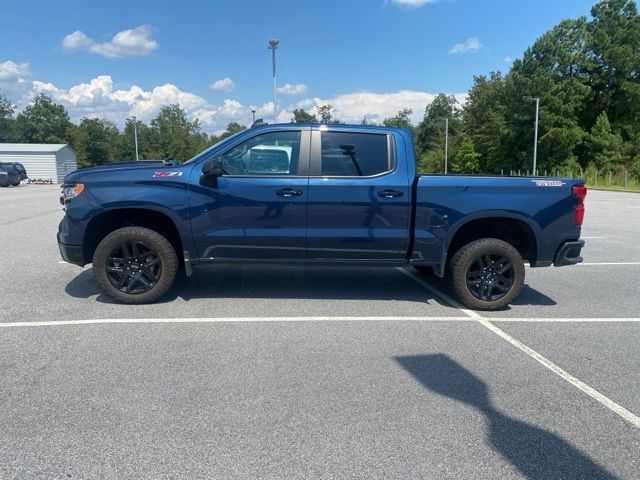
top-left (462, 73), bottom-right (509, 172)
top-left (291, 109), bottom-right (318, 123)
top-left (72, 118), bottom-right (119, 167)
top-left (219, 122), bottom-right (247, 140)
top-left (317, 104), bottom-right (333, 124)
top-left (383, 107), bottom-right (413, 130)
top-left (14, 94), bottom-right (72, 144)
top-left (586, 0), bottom-right (640, 130)
top-left (415, 94), bottom-right (458, 155)
top-left (451, 135), bottom-right (481, 173)
top-left (587, 111), bottom-right (624, 170)
top-left (150, 104), bottom-right (208, 161)
top-left (0, 94), bottom-right (16, 142)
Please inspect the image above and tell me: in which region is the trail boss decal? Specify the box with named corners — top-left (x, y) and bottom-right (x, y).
top-left (153, 171), bottom-right (183, 178)
top-left (531, 179), bottom-right (565, 187)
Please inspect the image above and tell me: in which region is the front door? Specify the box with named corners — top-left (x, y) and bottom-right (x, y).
top-left (189, 128), bottom-right (310, 259)
top-left (306, 128), bottom-right (411, 261)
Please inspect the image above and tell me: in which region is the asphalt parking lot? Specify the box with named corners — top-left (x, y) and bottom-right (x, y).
top-left (1, 185), bottom-right (639, 479)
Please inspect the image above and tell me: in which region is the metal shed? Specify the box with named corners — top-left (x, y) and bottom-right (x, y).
top-left (0, 143), bottom-right (77, 183)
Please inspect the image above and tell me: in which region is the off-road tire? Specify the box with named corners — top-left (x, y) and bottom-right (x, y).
top-left (93, 226), bottom-right (178, 304)
top-left (449, 238), bottom-right (525, 310)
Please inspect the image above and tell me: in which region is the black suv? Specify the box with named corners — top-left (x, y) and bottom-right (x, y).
top-left (0, 163), bottom-right (22, 187)
top-left (12, 162), bottom-right (28, 181)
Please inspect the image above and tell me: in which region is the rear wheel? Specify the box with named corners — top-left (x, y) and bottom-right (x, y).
top-left (449, 238), bottom-right (525, 310)
top-left (11, 182), bottom-right (20, 186)
top-left (93, 226), bottom-right (178, 304)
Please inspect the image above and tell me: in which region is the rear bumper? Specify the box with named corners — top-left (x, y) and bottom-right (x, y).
top-left (554, 240), bottom-right (585, 267)
top-left (57, 233), bottom-right (85, 266)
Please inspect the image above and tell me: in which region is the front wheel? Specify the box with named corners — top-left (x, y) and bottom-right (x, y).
top-left (449, 238), bottom-right (525, 310)
top-left (93, 226), bottom-right (178, 304)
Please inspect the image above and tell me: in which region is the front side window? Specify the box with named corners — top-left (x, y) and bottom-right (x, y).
top-left (320, 132), bottom-right (390, 177)
top-left (220, 131), bottom-right (301, 176)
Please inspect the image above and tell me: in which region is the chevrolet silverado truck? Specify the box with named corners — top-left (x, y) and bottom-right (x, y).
top-left (57, 124), bottom-right (586, 309)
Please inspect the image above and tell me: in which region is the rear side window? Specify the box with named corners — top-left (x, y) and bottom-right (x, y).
top-left (320, 132), bottom-right (390, 177)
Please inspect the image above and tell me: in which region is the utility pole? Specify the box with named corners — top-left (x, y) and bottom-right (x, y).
top-left (268, 39), bottom-right (279, 122)
top-left (444, 118), bottom-right (448, 174)
top-left (533, 97), bottom-right (539, 176)
top-left (444, 101), bottom-right (454, 174)
top-left (251, 109), bottom-right (256, 123)
top-left (524, 97), bottom-right (540, 175)
top-left (132, 116), bottom-right (139, 161)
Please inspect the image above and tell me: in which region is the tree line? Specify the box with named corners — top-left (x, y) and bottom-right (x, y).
top-left (0, 0), bottom-right (638, 180)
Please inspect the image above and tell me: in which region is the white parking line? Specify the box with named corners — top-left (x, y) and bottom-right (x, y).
top-left (0, 316), bottom-right (474, 328)
top-left (1, 316), bottom-right (638, 329)
top-left (396, 267), bottom-right (640, 429)
top-left (581, 236), bottom-right (607, 239)
top-left (578, 262), bottom-right (640, 266)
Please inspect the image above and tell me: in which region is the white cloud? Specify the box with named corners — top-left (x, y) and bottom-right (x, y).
top-left (449, 37), bottom-right (481, 54)
top-left (61, 25), bottom-right (158, 58)
top-left (209, 77), bottom-right (235, 92)
top-left (277, 83), bottom-right (308, 96)
top-left (0, 60), bottom-right (30, 82)
top-left (504, 57), bottom-right (513, 63)
top-left (1, 63), bottom-right (468, 134)
top-left (0, 60), bottom-right (32, 97)
top-left (300, 90), bottom-right (466, 125)
top-left (389, 0), bottom-right (439, 7)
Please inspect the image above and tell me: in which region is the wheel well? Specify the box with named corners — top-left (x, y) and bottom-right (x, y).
top-left (83, 208), bottom-right (183, 264)
top-left (447, 217), bottom-right (537, 264)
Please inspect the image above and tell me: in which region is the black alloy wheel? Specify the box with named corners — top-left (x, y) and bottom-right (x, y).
top-left (449, 238), bottom-right (525, 310)
top-left (105, 240), bottom-right (162, 294)
top-left (465, 253), bottom-right (514, 301)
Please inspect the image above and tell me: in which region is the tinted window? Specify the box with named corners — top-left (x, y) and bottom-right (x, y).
top-left (221, 131), bottom-right (301, 176)
top-left (321, 132), bottom-right (389, 176)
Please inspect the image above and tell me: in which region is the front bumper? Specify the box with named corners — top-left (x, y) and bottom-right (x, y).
top-left (554, 240), bottom-right (585, 267)
top-left (57, 233), bottom-right (85, 266)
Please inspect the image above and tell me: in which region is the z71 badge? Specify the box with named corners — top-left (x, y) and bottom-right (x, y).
top-left (153, 171), bottom-right (183, 177)
top-left (531, 179), bottom-right (565, 187)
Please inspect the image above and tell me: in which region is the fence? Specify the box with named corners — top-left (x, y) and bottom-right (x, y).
top-left (505, 169), bottom-right (639, 190)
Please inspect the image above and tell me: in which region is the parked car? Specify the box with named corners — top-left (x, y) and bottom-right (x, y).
top-left (57, 123), bottom-right (586, 309)
top-left (11, 162), bottom-right (28, 181)
top-left (0, 168), bottom-right (8, 187)
top-left (0, 163), bottom-right (21, 187)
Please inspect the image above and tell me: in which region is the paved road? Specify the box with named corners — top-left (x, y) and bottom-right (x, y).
top-left (1, 185), bottom-right (639, 479)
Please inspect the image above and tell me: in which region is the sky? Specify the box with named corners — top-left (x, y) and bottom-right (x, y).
top-left (0, 0), bottom-right (596, 133)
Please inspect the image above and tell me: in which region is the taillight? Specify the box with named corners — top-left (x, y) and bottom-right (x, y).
top-left (572, 184), bottom-right (587, 227)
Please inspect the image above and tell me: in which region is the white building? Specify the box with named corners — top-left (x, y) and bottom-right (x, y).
top-left (0, 144), bottom-right (77, 183)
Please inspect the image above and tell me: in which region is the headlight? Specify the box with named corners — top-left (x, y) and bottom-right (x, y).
top-left (61, 183), bottom-right (85, 203)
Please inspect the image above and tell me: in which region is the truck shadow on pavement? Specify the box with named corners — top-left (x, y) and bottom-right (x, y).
top-left (395, 354), bottom-right (618, 480)
top-left (64, 265), bottom-right (556, 308)
top-left (64, 265), bottom-right (448, 306)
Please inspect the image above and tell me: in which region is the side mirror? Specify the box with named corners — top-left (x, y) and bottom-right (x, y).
top-left (202, 157), bottom-right (224, 177)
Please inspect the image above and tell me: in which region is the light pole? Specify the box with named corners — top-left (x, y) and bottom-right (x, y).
top-left (268, 39), bottom-right (279, 122)
top-left (444, 118), bottom-right (448, 174)
top-left (251, 109), bottom-right (256, 123)
top-left (444, 101), bottom-right (455, 174)
top-left (525, 97), bottom-right (539, 175)
top-left (132, 116), bottom-right (139, 161)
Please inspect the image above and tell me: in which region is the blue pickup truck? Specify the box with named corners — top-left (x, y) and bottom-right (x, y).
top-left (57, 123), bottom-right (586, 309)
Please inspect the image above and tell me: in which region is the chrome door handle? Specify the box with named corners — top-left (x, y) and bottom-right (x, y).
top-left (276, 188), bottom-right (302, 197)
top-left (377, 189), bottom-right (404, 199)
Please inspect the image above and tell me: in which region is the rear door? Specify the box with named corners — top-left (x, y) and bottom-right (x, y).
top-left (306, 127), bottom-right (411, 261)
